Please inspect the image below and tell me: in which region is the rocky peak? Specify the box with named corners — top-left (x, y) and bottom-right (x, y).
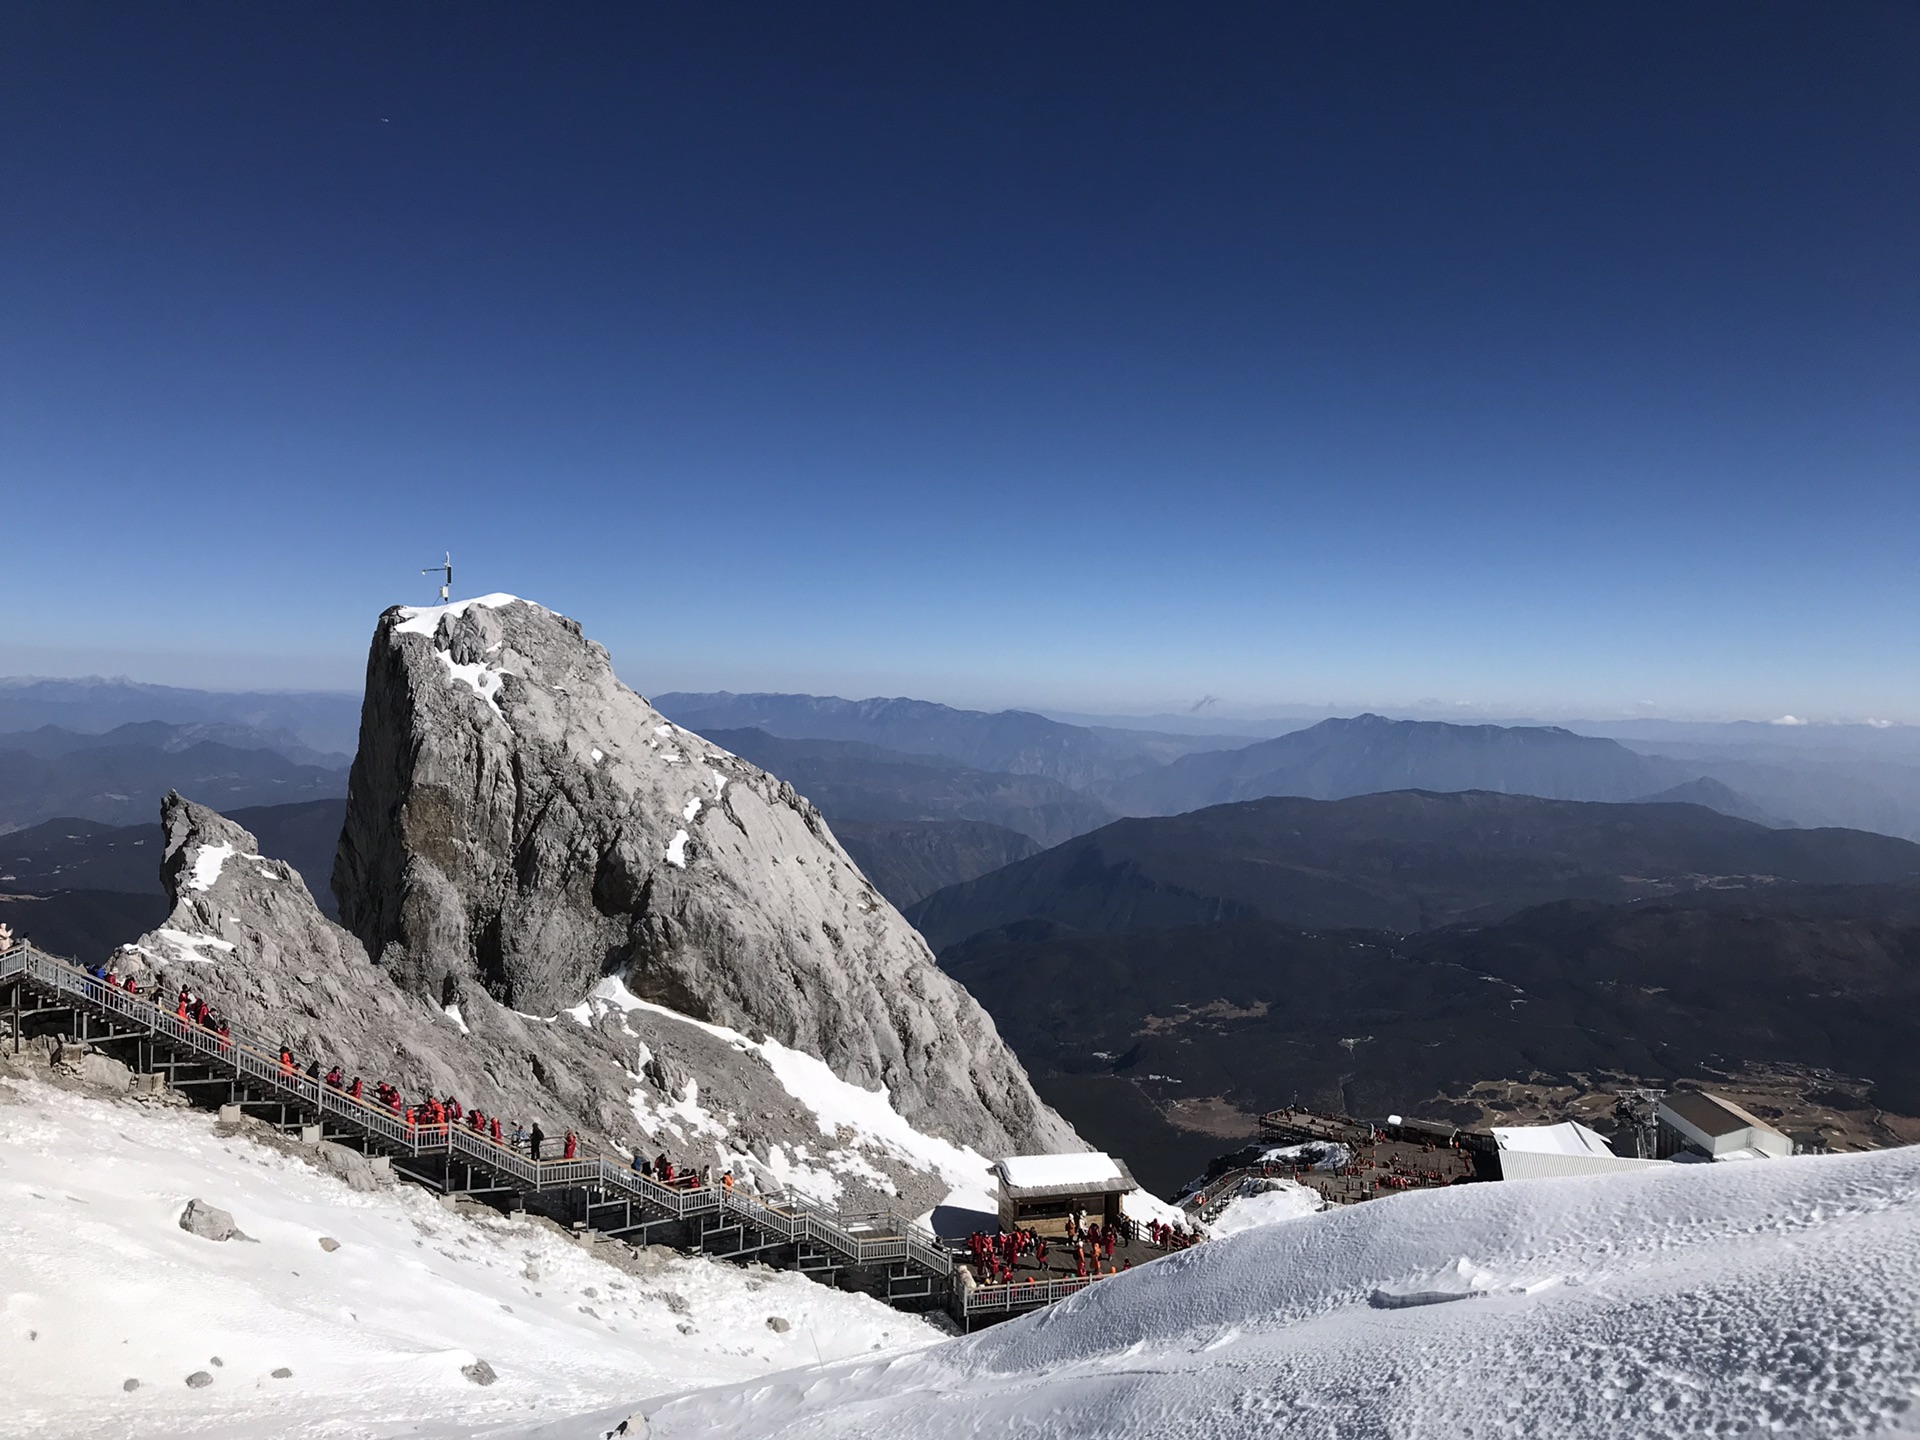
top-left (330, 594), bottom-right (1077, 1156)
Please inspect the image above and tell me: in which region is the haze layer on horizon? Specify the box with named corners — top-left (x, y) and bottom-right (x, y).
top-left (4, 5), bottom-right (1916, 720)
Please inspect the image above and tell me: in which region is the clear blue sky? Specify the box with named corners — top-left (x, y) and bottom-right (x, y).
top-left (3, 4), bottom-right (1916, 719)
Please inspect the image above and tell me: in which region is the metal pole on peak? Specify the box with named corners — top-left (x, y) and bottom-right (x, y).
top-left (422, 552), bottom-right (452, 602)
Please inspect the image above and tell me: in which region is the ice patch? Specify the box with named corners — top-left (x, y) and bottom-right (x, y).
top-left (187, 843), bottom-right (235, 892)
top-left (710, 768), bottom-right (728, 798)
top-left (591, 747), bottom-right (605, 763)
top-left (683, 796), bottom-right (702, 823)
top-left (442, 1002), bottom-right (470, 1035)
top-left (665, 831), bottom-right (689, 868)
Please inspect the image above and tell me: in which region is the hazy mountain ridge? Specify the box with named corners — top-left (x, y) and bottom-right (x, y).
top-left (654, 691), bottom-right (1243, 793)
top-left (0, 728), bottom-right (349, 832)
top-left (703, 727), bottom-right (1115, 848)
top-left (907, 790), bottom-right (1920, 951)
top-left (0, 676), bottom-right (361, 755)
top-left (1106, 713), bottom-right (1694, 814)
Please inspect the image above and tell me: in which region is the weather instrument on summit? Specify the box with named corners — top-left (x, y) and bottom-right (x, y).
top-left (423, 552), bottom-right (452, 602)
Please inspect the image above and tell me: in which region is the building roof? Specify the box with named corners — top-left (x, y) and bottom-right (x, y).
top-left (994, 1152), bottom-right (1134, 1197)
top-left (1662, 1091), bottom-right (1773, 1139)
top-left (1491, 1121), bottom-right (1619, 1159)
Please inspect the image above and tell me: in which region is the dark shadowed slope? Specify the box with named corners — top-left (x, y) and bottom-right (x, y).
top-left (1106, 713), bottom-right (1695, 816)
top-left (941, 883), bottom-right (1920, 1188)
top-left (831, 820), bottom-right (1041, 909)
top-left (907, 790), bottom-right (1920, 951)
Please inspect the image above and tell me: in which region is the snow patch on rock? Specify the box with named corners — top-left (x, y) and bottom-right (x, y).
top-left (186, 843), bottom-right (235, 893)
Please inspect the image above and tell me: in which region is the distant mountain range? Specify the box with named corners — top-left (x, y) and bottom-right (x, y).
top-left (1105, 713), bottom-right (1693, 814)
top-left (907, 790), bottom-right (1920, 951)
top-left (0, 676), bottom-right (361, 756)
top-left (703, 726), bottom-right (1113, 905)
top-left (704, 729), bottom-right (1113, 848)
top-left (662, 694), bottom-right (1920, 842)
top-left (0, 724), bottom-right (349, 831)
top-left (654, 691), bottom-right (1246, 793)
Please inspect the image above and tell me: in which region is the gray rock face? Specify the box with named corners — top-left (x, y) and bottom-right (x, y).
top-left (53, 1043), bottom-right (132, 1092)
top-left (309, 1142), bottom-right (383, 1193)
top-left (185, 1370), bottom-right (213, 1388)
top-left (332, 595), bottom-right (1075, 1156)
top-left (179, 1198), bottom-right (251, 1243)
top-left (117, 793), bottom-right (1052, 1214)
top-left (461, 1359), bottom-right (497, 1386)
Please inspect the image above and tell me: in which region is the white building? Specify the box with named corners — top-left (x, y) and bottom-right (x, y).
top-left (1492, 1120), bottom-right (1666, 1182)
top-left (1657, 1091), bottom-right (1793, 1161)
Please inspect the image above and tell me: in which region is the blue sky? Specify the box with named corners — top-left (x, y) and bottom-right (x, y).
top-left (3, 4), bottom-right (1916, 719)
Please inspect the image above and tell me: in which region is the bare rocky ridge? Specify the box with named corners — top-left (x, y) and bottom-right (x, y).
top-left (330, 594), bottom-right (1075, 1157)
top-left (116, 794), bottom-right (1027, 1212)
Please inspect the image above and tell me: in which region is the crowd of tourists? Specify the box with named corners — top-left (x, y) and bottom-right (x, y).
top-left (966, 1209), bottom-right (1201, 1289)
top-left (77, 959), bottom-right (589, 1165)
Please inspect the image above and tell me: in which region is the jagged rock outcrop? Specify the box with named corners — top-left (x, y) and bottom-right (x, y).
top-left (331, 594), bottom-right (1076, 1156)
top-left (118, 792), bottom-right (1063, 1213)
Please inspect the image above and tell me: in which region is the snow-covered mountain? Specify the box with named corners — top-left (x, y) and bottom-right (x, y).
top-left (519, 1145), bottom-right (1920, 1440)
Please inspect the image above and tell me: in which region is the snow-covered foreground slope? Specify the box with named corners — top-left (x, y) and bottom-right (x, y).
top-left (520, 1145), bottom-right (1920, 1440)
top-left (0, 1081), bottom-right (938, 1439)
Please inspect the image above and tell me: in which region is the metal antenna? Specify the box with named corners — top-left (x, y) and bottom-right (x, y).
top-left (421, 552), bottom-right (452, 602)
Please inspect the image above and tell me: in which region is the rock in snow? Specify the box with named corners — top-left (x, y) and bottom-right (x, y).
top-left (332, 594), bottom-right (1074, 1156)
top-left (178, 1198), bottom-right (252, 1243)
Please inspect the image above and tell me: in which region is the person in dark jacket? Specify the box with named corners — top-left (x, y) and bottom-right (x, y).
top-left (529, 1122), bottom-right (545, 1161)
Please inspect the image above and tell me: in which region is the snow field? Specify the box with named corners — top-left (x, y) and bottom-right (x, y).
top-left (0, 1080), bottom-right (939, 1439)
top-left (546, 1143), bottom-right (1920, 1440)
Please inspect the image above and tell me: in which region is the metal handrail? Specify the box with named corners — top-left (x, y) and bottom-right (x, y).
top-left (963, 1274), bottom-right (1095, 1314)
top-left (2, 944), bottom-right (956, 1278)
